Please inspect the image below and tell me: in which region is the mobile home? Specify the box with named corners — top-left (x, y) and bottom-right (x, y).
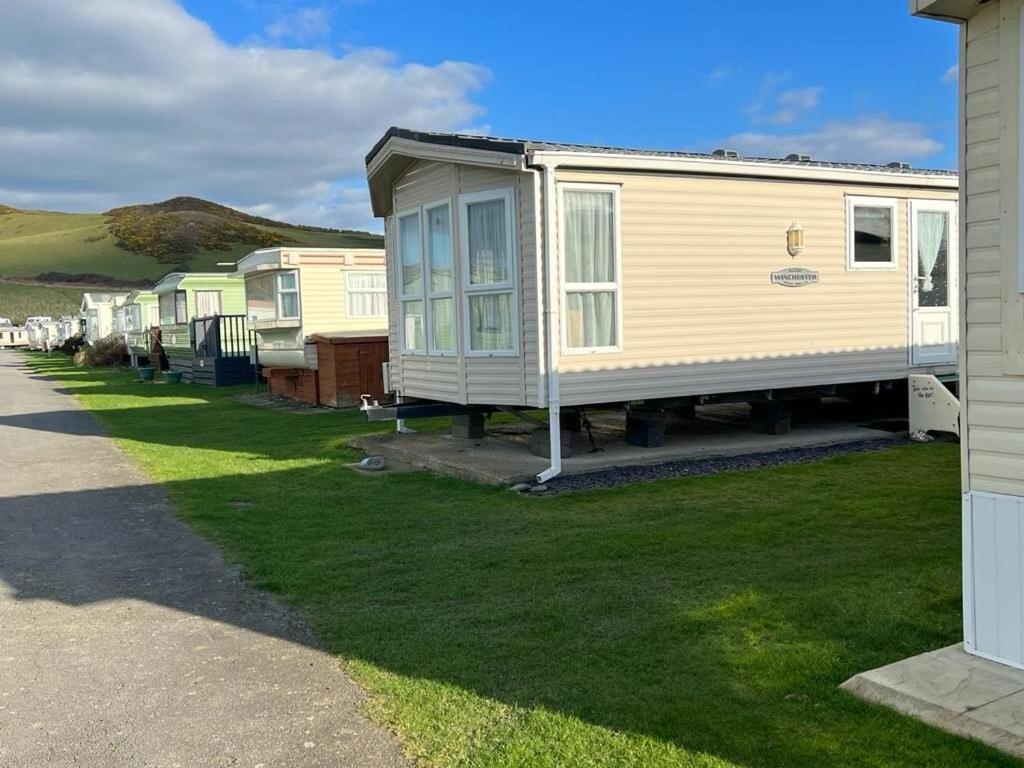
top-left (0, 326), bottom-right (28, 349)
top-left (912, 0), bottom-right (1024, 671)
top-left (365, 127), bottom-right (959, 479)
top-left (153, 272), bottom-right (252, 385)
top-left (80, 293), bottom-right (129, 344)
top-left (235, 247), bottom-right (388, 405)
top-left (236, 247), bottom-right (387, 368)
top-left (122, 290), bottom-right (161, 367)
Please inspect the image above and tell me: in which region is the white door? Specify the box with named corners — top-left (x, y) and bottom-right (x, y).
top-left (910, 200), bottom-right (957, 366)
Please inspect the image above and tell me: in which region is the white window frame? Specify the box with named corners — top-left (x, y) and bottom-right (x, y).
top-left (345, 270), bottom-right (388, 319)
top-left (276, 270), bottom-right (301, 321)
top-left (193, 289), bottom-right (223, 318)
top-left (459, 187), bottom-right (519, 357)
top-left (396, 207), bottom-right (426, 354)
top-left (558, 182), bottom-right (624, 355)
top-left (424, 199), bottom-right (456, 356)
top-left (846, 195), bottom-right (899, 272)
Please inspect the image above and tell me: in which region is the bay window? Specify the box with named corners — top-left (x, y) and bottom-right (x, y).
top-left (460, 188), bottom-right (516, 355)
top-left (561, 184), bottom-right (621, 352)
top-left (397, 200), bottom-right (457, 354)
top-left (346, 271), bottom-right (388, 318)
top-left (245, 270), bottom-right (300, 323)
top-left (159, 290), bottom-right (187, 325)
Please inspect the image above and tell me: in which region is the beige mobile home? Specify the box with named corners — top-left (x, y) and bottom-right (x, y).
top-left (366, 128), bottom-right (959, 480)
top-left (0, 326), bottom-right (28, 349)
top-left (912, 0), bottom-right (1024, 672)
top-left (236, 247), bottom-right (387, 368)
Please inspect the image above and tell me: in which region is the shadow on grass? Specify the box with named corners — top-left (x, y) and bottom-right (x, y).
top-left (3, 351), bottom-right (1017, 768)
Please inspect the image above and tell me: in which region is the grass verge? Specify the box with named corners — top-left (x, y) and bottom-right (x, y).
top-left (24, 353), bottom-right (1020, 768)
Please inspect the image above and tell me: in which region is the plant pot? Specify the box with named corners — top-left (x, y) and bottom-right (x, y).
top-left (163, 371), bottom-right (183, 384)
top-left (137, 367), bottom-right (156, 382)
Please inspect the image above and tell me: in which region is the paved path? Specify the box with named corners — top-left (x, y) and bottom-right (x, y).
top-left (0, 351), bottom-right (408, 768)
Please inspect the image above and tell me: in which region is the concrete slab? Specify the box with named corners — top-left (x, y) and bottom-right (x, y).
top-left (843, 644), bottom-right (1024, 757)
top-left (353, 403), bottom-right (901, 486)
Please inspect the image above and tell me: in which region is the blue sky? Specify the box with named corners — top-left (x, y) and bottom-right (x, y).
top-left (3, 1), bottom-right (959, 229)
top-left (184, 0), bottom-right (960, 166)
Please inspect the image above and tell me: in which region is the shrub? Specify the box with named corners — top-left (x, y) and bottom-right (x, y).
top-left (58, 333), bottom-right (85, 357)
top-left (74, 334), bottom-right (127, 367)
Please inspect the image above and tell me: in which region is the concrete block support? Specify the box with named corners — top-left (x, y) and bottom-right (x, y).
top-left (625, 409), bottom-right (667, 447)
top-left (451, 412), bottom-right (485, 439)
top-left (750, 401), bottom-right (791, 435)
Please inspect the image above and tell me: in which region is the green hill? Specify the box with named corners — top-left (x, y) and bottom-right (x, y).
top-left (0, 197), bottom-right (383, 281)
top-left (0, 197), bottom-right (384, 325)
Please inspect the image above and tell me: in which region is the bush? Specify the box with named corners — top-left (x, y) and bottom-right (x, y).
top-left (58, 333), bottom-right (85, 357)
top-left (74, 334), bottom-right (127, 367)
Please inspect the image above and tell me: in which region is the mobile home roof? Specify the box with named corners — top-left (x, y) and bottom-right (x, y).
top-left (366, 127), bottom-right (958, 216)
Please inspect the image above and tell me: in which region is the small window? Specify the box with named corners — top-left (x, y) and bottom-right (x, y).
top-left (159, 290), bottom-right (187, 324)
top-left (277, 271), bottom-right (300, 319)
top-left (346, 271), bottom-right (387, 317)
top-left (460, 188), bottom-right (516, 355)
top-left (561, 185), bottom-right (621, 352)
top-left (246, 272), bottom-right (276, 322)
top-left (174, 290), bottom-right (188, 323)
top-left (848, 197), bottom-right (898, 270)
top-left (194, 290), bottom-right (222, 317)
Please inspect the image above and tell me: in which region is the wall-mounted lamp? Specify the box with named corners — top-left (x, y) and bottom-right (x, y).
top-left (787, 221), bottom-right (805, 258)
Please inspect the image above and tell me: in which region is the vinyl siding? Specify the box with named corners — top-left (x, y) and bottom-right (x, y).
top-left (387, 160), bottom-right (536, 406)
top-left (553, 168), bottom-right (957, 406)
top-left (963, 2), bottom-right (1024, 496)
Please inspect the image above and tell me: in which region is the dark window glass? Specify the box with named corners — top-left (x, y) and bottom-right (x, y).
top-left (854, 206), bottom-right (893, 264)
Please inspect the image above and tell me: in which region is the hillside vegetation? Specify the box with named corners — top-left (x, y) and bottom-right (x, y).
top-left (0, 280), bottom-right (125, 325)
top-left (0, 197), bottom-right (383, 282)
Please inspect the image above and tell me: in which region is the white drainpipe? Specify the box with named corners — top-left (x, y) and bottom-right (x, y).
top-left (534, 160), bottom-right (562, 484)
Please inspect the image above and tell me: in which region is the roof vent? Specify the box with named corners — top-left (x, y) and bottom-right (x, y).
top-left (785, 153), bottom-right (811, 162)
top-left (887, 161), bottom-right (912, 170)
top-left (712, 148), bottom-right (741, 159)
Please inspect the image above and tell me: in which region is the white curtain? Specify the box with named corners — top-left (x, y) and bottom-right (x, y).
top-left (564, 190), bottom-right (615, 348)
top-left (430, 297), bottom-right (454, 351)
top-left (917, 211), bottom-right (947, 292)
top-left (428, 206), bottom-right (453, 292)
top-left (564, 190), bottom-right (614, 283)
top-left (399, 213), bottom-right (422, 294)
top-left (469, 293), bottom-right (512, 350)
top-left (194, 290), bottom-right (222, 317)
top-left (403, 300), bottom-right (424, 350)
top-left (468, 200), bottom-right (508, 285)
top-left (347, 272), bottom-right (387, 317)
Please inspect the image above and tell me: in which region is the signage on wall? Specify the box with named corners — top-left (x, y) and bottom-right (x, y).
top-left (771, 267), bottom-right (819, 287)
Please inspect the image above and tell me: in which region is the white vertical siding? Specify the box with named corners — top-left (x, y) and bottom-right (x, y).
top-left (966, 491), bottom-right (1024, 668)
top-left (963, 3), bottom-right (1024, 496)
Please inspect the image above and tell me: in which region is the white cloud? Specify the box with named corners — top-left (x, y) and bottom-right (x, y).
top-left (706, 65), bottom-right (733, 86)
top-left (942, 65), bottom-right (958, 85)
top-left (0, 0), bottom-right (489, 230)
top-left (768, 86), bottom-right (824, 125)
top-left (719, 117), bottom-right (944, 164)
top-left (265, 6), bottom-right (333, 43)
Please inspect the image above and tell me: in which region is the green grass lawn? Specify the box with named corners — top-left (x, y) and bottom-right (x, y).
top-left (23, 353), bottom-right (1020, 768)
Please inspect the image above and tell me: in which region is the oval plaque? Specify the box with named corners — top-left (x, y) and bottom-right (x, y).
top-left (771, 267), bottom-right (819, 287)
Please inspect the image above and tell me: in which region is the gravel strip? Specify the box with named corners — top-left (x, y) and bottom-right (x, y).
top-left (545, 436), bottom-right (908, 493)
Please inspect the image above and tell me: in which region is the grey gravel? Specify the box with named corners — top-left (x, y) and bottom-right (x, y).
top-left (544, 436), bottom-right (908, 493)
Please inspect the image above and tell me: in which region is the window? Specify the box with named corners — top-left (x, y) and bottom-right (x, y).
top-left (561, 184), bottom-right (621, 352)
top-left (847, 196), bottom-right (898, 269)
top-left (398, 210), bottom-right (425, 351)
top-left (126, 305), bottom-right (142, 332)
top-left (277, 271), bottom-right (300, 319)
top-left (148, 304), bottom-right (160, 329)
top-left (346, 272), bottom-right (388, 318)
top-left (460, 188), bottom-right (516, 355)
top-left (159, 290), bottom-right (187, 324)
top-left (194, 290), bottom-right (222, 317)
top-left (246, 270), bottom-right (300, 322)
top-left (427, 202), bottom-right (454, 352)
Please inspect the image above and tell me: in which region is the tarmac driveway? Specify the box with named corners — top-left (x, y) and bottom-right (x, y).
top-left (0, 350), bottom-right (407, 767)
